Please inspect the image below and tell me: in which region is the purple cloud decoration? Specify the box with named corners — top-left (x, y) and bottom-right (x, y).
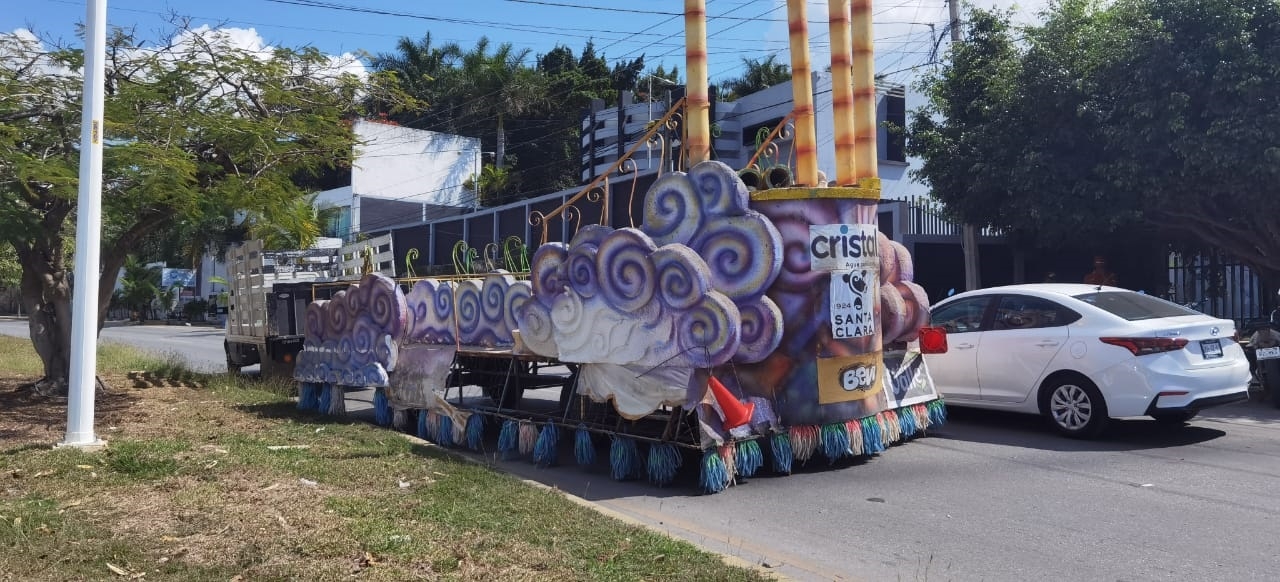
top-left (516, 160), bottom-right (784, 370)
top-left (295, 273), bottom-right (408, 387)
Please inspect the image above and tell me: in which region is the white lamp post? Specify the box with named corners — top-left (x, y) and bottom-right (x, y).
top-left (62, 0), bottom-right (108, 449)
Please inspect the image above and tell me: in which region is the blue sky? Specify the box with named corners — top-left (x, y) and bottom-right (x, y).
top-left (2, 0), bottom-right (1046, 85)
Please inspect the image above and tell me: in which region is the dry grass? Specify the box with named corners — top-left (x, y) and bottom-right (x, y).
top-left (0, 336), bottom-right (771, 581)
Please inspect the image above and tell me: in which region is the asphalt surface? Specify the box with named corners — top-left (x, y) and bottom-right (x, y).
top-left (6, 319), bottom-right (1278, 581)
top-left (0, 318), bottom-right (231, 374)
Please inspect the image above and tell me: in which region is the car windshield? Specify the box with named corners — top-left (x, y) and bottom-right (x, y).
top-left (1071, 291), bottom-right (1199, 321)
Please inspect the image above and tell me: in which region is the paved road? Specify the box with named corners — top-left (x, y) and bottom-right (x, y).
top-left (0, 319), bottom-right (230, 373)
top-left (10, 320), bottom-right (1279, 581)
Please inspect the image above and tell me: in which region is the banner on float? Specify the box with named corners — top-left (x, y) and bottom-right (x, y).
top-left (882, 348), bottom-right (939, 409)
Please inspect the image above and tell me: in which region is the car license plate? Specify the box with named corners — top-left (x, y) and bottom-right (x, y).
top-left (1258, 346), bottom-right (1280, 361)
top-left (1200, 339), bottom-right (1223, 359)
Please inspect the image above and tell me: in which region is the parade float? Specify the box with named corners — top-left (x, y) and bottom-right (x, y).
top-left (283, 0), bottom-right (948, 493)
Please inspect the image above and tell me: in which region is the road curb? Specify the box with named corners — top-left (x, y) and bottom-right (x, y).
top-left (383, 421), bottom-right (785, 581)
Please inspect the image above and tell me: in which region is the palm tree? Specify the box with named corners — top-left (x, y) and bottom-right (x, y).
top-left (455, 38), bottom-right (549, 169)
top-left (369, 32), bottom-right (462, 127)
top-left (721, 54), bottom-right (791, 101)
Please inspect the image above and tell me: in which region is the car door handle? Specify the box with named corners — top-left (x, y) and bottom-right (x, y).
top-left (1035, 341), bottom-right (1061, 347)
top-left (954, 342), bottom-right (975, 350)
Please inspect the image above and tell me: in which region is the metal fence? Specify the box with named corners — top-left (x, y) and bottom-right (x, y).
top-left (1167, 251), bottom-right (1272, 329)
top-left (898, 195), bottom-right (1004, 237)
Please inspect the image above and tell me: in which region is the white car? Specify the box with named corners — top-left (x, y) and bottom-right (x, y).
top-left (924, 284), bottom-right (1251, 438)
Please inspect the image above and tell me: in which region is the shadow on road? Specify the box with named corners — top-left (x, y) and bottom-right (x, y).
top-left (935, 406), bottom-right (1229, 452)
top-left (1198, 394), bottom-right (1280, 425)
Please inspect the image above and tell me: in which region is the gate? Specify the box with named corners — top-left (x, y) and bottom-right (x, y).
top-left (1167, 251), bottom-right (1269, 329)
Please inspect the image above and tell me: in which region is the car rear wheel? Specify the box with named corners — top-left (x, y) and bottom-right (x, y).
top-left (1040, 376), bottom-right (1108, 439)
top-left (1151, 411), bottom-right (1197, 425)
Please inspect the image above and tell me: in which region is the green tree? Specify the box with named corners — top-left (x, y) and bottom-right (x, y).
top-left (720, 54), bottom-right (790, 101)
top-left (118, 256), bottom-right (161, 321)
top-left (368, 32), bottom-right (461, 130)
top-left (0, 26), bottom-right (409, 389)
top-left (455, 37), bottom-right (549, 169)
top-left (907, 0), bottom-right (1280, 285)
top-left (463, 163), bottom-right (517, 207)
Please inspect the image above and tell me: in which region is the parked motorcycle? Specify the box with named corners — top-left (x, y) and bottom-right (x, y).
top-left (1246, 289), bottom-right (1280, 408)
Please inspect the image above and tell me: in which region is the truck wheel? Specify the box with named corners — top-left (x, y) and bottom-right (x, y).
top-left (225, 343), bottom-right (239, 375)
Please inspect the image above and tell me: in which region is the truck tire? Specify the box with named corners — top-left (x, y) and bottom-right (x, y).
top-left (225, 342), bottom-right (239, 375)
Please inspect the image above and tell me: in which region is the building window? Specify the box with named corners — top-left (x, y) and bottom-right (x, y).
top-left (322, 206), bottom-right (351, 239)
top-left (884, 93), bottom-right (906, 163)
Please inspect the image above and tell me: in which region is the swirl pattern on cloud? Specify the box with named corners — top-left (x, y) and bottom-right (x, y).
top-left (296, 273), bottom-right (408, 387)
top-left (517, 224), bottom-right (741, 369)
top-left (642, 160), bottom-right (785, 361)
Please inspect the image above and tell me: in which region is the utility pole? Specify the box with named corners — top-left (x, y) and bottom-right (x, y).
top-left (949, 0), bottom-right (982, 291)
top-left (62, 0), bottom-right (108, 449)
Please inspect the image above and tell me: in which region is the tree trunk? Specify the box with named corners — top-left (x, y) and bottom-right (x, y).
top-left (15, 243), bottom-right (74, 391)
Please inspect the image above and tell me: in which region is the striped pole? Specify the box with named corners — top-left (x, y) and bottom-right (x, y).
top-left (828, 0), bottom-right (856, 185)
top-left (851, 0), bottom-right (878, 182)
top-left (785, 0), bottom-right (819, 187)
top-left (684, 0), bottom-right (711, 165)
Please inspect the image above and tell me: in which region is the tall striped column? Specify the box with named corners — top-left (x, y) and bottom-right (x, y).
top-left (828, 0), bottom-right (856, 185)
top-left (684, 0), bottom-right (711, 165)
top-left (786, 0), bottom-right (819, 187)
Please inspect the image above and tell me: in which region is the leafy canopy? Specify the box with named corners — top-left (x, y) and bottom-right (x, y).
top-left (907, 0), bottom-right (1280, 281)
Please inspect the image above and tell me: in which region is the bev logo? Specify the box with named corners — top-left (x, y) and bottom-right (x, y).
top-left (840, 362), bottom-right (878, 393)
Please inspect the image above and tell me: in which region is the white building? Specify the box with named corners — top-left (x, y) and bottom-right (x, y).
top-left (580, 72), bottom-right (923, 200)
top-left (313, 118), bottom-right (482, 240)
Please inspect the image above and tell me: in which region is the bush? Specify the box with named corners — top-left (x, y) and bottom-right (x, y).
top-left (183, 298), bottom-right (210, 321)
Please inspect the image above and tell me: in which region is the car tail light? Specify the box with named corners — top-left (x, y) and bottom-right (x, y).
top-left (918, 326), bottom-right (948, 354)
top-left (1099, 336), bottom-right (1188, 356)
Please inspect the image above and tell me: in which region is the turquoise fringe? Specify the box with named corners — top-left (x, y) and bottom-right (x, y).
top-left (316, 384), bottom-right (332, 414)
top-left (297, 382), bottom-right (318, 410)
top-left (646, 443), bottom-right (682, 486)
top-left (416, 409), bottom-right (429, 441)
top-left (900, 408), bottom-right (918, 438)
top-left (609, 437), bottom-right (641, 481)
top-left (533, 423), bottom-right (559, 467)
top-left (699, 449), bottom-right (729, 494)
top-left (735, 440), bottom-right (764, 478)
top-left (862, 417), bottom-right (885, 454)
top-left (498, 419), bottom-right (519, 457)
top-left (437, 415), bottom-right (454, 448)
top-left (821, 423), bottom-right (850, 462)
top-left (465, 414), bottom-right (485, 451)
top-left (929, 400), bottom-right (948, 425)
top-left (574, 425), bottom-right (595, 466)
top-left (770, 432), bottom-right (793, 474)
top-left (372, 388), bottom-right (391, 427)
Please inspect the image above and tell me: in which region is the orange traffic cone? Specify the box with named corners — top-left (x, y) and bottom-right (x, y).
top-left (708, 376), bottom-right (756, 430)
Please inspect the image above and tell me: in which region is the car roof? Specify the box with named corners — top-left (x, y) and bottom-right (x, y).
top-left (935, 283), bottom-right (1130, 304)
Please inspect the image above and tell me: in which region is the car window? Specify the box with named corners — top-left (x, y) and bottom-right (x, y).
top-left (1072, 291), bottom-right (1198, 321)
top-left (930, 297), bottom-right (992, 334)
top-left (992, 295), bottom-right (1080, 330)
